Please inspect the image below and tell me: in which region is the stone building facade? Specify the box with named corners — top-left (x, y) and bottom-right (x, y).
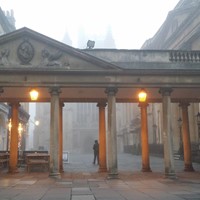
top-left (141, 0), bottom-right (200, 155)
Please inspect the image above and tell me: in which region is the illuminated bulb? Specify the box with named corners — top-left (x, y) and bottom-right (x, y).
top-left (138, 89), bottom-right (147, 102)
top-left (29, 89), bottom-right (39, 101)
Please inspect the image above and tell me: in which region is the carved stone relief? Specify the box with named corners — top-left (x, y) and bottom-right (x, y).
top-left (41, 49), bottom-right (63, 66)
top-left (17, 39), bottom-right (34, 65)
top-left (0, 38), bottom-right (70, 68)
top-left (0, 49), bottom-right (9, 65)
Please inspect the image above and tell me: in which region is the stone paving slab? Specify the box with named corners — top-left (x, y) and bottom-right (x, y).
top-left (71, 195), bottom-right (95, 200)
top-left (16, 180), bottom-right (37, 185)
top-left (177, 193), bottom-right (200, 199)
top-left (0, 153), bottom-right (199, 200)
top-left (0, 178), bottom-right (21, 187)
top-left (0, 175), bottom-right (199, 200)
top-left (72, 187), bottom-right (92, 195)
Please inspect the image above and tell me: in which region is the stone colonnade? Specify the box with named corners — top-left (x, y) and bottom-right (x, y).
top-left (7, 87), bottom-right (195, 178)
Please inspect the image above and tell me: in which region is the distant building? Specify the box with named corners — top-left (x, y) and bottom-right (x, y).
top-left (0, 7), bottom-right (29, 151)
top-left (62, 24), bottom-right (116, 49)
top-left (62, 31), bottom-right (72, 46)
top-left (142, 0), bottom-right (200, 50)
top-left (0, 7), bottom-right (15, 35)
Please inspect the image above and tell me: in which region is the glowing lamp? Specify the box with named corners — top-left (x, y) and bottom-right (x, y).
top-left (29, 89), bottom-right (39, 101)
top-left (35, 120), bottom-right (39, 126)
top-left (138, 89), bottom-right (147, 102)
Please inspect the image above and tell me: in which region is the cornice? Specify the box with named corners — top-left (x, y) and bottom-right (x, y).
top-left (142, 4), bottom-right (200, 49)
top-left (163, 6), bottom-right (200, 49)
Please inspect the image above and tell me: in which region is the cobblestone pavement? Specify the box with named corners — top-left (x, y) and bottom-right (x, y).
top-left (0, 153), bottom-right (199, 200)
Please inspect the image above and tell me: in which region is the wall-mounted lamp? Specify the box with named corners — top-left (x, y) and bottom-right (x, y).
top-left (29, 89), bottom-right (39, 101)
top-left (138, 89), bottom-right (147, 103)
top-left (29, 118), bottom-right (40, 126)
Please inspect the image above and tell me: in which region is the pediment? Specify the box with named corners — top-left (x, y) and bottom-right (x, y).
top-left (0, 27), bottom-right (120, 71)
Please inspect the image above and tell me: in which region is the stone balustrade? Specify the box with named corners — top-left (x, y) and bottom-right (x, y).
top-left (169, 51), bottom-right (200, 62)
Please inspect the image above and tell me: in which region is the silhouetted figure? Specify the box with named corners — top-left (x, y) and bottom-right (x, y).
top-left (93, 140), bottom-right (99, 165)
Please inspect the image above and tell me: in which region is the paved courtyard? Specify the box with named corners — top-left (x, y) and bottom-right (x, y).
top-left (0, 153), bottom-right (199, 200)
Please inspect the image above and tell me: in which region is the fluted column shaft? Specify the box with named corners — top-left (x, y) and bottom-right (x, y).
top-left (159, 88), bottom-right (176, 178)
top-left (59, 102), bottom-right (64, 172)
top-left (105, 87), bottom-right (118, 179)
top-left (49, 87), bottom-right (61, 178)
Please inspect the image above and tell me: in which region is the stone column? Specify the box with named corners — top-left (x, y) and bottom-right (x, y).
top-left (97, 102), bottom-right (107, 172)
top-left (159, 88), bottom-right (176, 178)
top-left (179, 102), bottom-right (194, 171)
top-left (49, 87), bottom-right (61, 178)
top-left (138, 102), bottom-right (151, 172)
top-left (9, 102), bottom-right (20, 173)
top-left (59, 102), bottom-right (64, 173)
top-left (105, 87), bottom-right (118, 179)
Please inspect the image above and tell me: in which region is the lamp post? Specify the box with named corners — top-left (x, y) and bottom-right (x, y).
top-left (138, 89), bottom-right (151, 172)
top-left (177, 117), bottom-right (183, 156)
top-left (196, 112), bottom-right (200, 149)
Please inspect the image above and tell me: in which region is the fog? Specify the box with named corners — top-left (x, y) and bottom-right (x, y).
top-left (0, 0), bottom-right (179, 49)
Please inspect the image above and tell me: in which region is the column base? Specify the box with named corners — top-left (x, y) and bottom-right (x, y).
top-left (184, 164), bottom-right (194, 172)
top-left (164, 172), bottom-right (177, 179)
top-left (8, 168), bottom-right (19, 174)
top-left (107, 172), bottom-right (118, 179)
top-left (141, 167), bottom-right (152, 172)
top-left (60, 167), bottom-right (64, 173)
top-left (49, 172), bottom-right (61, 179)
top-left (98, 167), bottom-right (107, 173)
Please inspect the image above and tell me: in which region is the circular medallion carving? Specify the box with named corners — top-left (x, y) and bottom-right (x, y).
top-left (17, 40), bottom-right (34, 64)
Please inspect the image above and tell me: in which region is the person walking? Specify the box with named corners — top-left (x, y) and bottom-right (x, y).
top-left (93, 140), bottom-right (99, 165)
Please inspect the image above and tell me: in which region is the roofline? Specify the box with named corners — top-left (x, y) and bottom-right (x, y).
top-left (141, 2), bottom-right (200, 49)
top-left (0, 27), bottom-right (121, 70)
